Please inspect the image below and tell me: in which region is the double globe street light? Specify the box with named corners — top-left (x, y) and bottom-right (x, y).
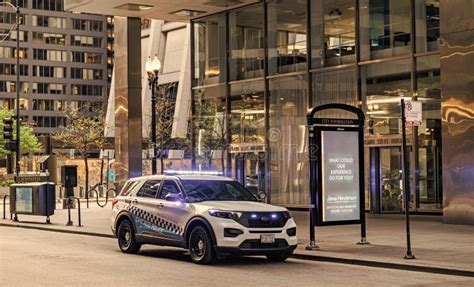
top-left (145, 55), bottom-right (161, 175)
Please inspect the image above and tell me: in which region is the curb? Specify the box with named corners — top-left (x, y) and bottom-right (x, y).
top-left (290, 253), bottom-right (474, 278)
top-left (0, 222), bottom-right (114, 239)
top-left (1, 222), bottom-right (473, 278)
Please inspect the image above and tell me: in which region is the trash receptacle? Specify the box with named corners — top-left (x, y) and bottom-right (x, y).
top-left (10, 182), bottom-right (55, 222)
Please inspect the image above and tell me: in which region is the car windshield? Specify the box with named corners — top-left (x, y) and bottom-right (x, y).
top-left (181, 180), bottom-right (258, 203)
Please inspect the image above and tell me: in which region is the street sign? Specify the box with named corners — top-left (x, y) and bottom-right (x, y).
top-left (404, 100), bottom-right (422, 126)
top-left (108, 168), bottom-right (116, 182)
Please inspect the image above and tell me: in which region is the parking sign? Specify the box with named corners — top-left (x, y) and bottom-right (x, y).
top-left (405, 101), bottom-right (422, 126)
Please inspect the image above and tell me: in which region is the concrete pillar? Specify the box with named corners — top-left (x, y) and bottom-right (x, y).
top-left (114, 17), bottom-right (142, 187)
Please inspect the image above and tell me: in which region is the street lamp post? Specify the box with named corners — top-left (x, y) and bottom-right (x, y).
top-left (146, 55), bottom-right (161, 175)
top-left (1, 2), bottom-right (21, 176)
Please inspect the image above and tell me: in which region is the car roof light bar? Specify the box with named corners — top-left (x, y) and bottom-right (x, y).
top-left (164, 170), bottom-right (224, 176)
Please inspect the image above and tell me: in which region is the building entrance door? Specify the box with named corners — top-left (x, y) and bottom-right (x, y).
top-left (233, 152), bottom-right (265, 197)
top-left (370, 147), bottom-right (403, 213)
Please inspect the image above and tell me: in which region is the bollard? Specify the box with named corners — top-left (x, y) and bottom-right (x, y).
top-left (3, 194), bottom-right (9, 220)
top-left (66, 197), bottom-right (73, 226)
top-left (75, 197), bottom-right (82, 227)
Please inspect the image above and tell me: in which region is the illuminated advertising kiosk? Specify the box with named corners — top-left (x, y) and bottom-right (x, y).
top-left (306, 104), bottom-right (368, 250)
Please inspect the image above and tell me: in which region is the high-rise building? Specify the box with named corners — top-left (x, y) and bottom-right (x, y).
top-left (0, 0), bottom-right (109, 135)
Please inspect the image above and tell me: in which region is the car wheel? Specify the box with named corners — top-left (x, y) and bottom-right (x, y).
top-left (117, 219), bottom-right (141, 254)
top-left (266, 251), bottom-right (292, 262)
top-left (189, 226), bottom-right (215, 264)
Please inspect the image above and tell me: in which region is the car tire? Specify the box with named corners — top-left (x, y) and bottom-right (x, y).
top-left (266, 251), bottom-right (292, 262)
top-left (189, 226), bottom-right (215, 265)
top-left (117, 219), bottom-right (141, 254)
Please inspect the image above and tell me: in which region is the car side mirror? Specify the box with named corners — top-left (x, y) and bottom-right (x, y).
top-left (165, 193), bottom-right (182, 202)
top-left (257, 191), bottom-right (267, 200)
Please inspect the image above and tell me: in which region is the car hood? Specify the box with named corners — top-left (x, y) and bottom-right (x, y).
top-left (193, 201), bottom-right (288, 212)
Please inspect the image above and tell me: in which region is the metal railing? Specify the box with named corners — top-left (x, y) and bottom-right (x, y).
top-left (87, 183), bottom-right (117, 208)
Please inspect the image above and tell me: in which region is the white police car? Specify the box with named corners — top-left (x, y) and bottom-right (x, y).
top-left (111, 172), bottom-right (297, 264)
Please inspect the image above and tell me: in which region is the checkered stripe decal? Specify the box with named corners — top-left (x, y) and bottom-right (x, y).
top-left (127, 205), bottom-right (184, 236)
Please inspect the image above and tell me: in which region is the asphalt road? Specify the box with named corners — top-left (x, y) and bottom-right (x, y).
top-left (0, 227), bottom-right (472, 287)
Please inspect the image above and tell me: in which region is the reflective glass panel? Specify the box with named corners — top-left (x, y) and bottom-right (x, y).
top-left (360, 0), bottom-right (412, 60)
top-left (267, 0), bottom-right (307, 75)
top-left (193, 15), bottom-right (226, 86)
top-left (312, 0), bottom-right (356, 68)
top-left (229, 4), bottom-right (264, 81)
top-left (268, 75), bottom-right (308, 206)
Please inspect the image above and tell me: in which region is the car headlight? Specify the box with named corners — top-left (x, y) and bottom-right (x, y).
top-left (208, 209), bottom-right (242, 220)
top-left (283, 211), bottom-right (292, 220)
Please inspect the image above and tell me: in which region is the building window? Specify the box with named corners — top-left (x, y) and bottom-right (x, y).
top-left (32, 32), bottom-right (66, 45)
top-left (415, 0), bottom-right (439, 53)
top-left (33, 49), bottom-right (67, 61)
top-left (71, 68), bottom-right (103, 80)
top-left (72, 19), bottom-right (103, 32)
top-left (359, 0), bottom-right (412, 60)
top-left (71, 84), bottom-right (104, 96)
top-left (363, 59), bottom-right (412, 136)
top-left (0, 64), bottom-right (28, 76)
top-left (269, 75), bottom-right (308, 205)
top-left (267, 0), bottom-right (307, 75)
top-left (71, 51), bottom-right (102, 64)
top-left (33, 116), bottom-right (66, 128)
top-left (312, 68), bottom-right (357, 117)
top-left (0, 12), bottom-right (26, 25)
top-left (193, 85), bottom-right (227, 170)
top-left (229, 4), bottom-right (264, 81)
top-left (32, 15), bottom-right (66, 29)
top-left (193, 14), bottom-right (226, 86)
top-left (0, 81), bottom-right (28, 93)
top-left (33, 66), bottom-right (66, 78)
top-left (311, 0), bottom-right (356, 68)
top-left (32, 0), bottom-right (64, 11)
top-left (32, 83), bottom-right (65, 94)
top-left (230, 81), bottom-right (265, 145)
top-left (71, 35), bottom-right (102, 47)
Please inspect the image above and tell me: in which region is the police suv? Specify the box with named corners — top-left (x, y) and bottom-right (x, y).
top-left (111, 172), bottom-right (297, 264)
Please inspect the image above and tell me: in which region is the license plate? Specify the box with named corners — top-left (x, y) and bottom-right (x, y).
top-left (260, 234), bottom-right (275, 244)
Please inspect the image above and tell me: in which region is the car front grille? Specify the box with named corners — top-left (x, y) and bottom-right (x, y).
top-left (235, 212), bottom-right (289, 228)
top-left (239, 239), bottom-right (288, 249)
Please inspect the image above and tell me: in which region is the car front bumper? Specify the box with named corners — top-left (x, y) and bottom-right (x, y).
top-left (216, 242), bottom-right (297, 256)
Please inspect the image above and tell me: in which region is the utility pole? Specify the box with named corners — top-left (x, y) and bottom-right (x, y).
top-left (15, 3), bottom-right (20, 176)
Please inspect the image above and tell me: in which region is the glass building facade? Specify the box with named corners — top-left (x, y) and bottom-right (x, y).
top-left (191, 0), bottom-right (441, 213)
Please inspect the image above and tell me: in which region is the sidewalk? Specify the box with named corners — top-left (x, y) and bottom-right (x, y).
top-left (1, 201), bottom-right (473, 275)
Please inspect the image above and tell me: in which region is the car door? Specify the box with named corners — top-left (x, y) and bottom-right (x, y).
top-left (156, 178), bottom-right (193, 242)
top-left (131, 179), bottom-right (162, 237)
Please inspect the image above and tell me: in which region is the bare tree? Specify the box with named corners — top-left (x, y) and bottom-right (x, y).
top-left (196, 99), bottom-right (227, 173)
top-left (53, 104), bottom-right (108, 193)
top-left (154, 83), bottom-right (177, 174)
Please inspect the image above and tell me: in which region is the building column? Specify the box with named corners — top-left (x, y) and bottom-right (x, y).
top-left (440, 0), bottom-right (474, 225)
top-left (114, 17), bottom-right (142, 187)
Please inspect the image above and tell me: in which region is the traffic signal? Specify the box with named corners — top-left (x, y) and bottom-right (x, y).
top-left (3, 117), bottom-right (16, 152)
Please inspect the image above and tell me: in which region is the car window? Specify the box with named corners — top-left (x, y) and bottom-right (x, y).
top-left (158, 180), bottom-right (180, 199)
top-left (136, 180), bottom-right (161, 198)
top-left (119, 180), bottom-right (140, 197)
top-left (181, 180), bottom-right (257, 203)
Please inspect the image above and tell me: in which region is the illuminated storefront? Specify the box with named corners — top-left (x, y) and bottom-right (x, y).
top-left (190, 0), bottom-right (442, 213)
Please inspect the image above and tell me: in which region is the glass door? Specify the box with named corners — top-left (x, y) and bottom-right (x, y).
top-left (233, 152), bottom-right (265, 197)
top-left (380, 147), bottom-right (403, 213)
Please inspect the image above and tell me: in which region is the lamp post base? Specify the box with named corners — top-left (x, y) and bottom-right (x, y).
top-left (305, 241), bottom-right (320, 251)
top-left (357, 237), bottom-right (371, 245)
